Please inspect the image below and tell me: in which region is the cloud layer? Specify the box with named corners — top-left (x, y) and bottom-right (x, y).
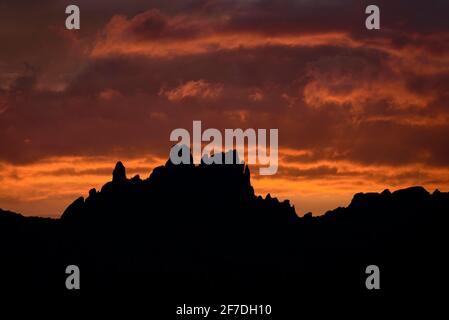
top-left (1, 0), bottom-right (449, 216)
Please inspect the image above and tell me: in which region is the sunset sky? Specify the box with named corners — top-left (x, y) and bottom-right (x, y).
top-left (1, 0), bottom-right (449, 217)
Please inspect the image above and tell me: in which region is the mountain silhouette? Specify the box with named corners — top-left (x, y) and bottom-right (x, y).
top-left (0, 149), bottom-right (448, 302)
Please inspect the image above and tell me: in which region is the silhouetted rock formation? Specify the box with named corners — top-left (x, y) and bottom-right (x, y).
top-left (0, 149), bottom-right (448, 298)
top-left (112, 161), bottom-right (126, 182)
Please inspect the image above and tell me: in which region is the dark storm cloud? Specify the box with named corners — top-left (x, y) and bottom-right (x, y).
top-left (1, 0), bottom-right (449, 170)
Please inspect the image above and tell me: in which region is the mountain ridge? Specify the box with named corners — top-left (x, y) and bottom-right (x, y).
top-left (0, 150), bottom-right (448, 296)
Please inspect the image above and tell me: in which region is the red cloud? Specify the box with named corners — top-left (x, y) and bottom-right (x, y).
top-left (159, 80), bottom-right (224, 101)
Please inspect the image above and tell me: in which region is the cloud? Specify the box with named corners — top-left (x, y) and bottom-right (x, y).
top-left (98, 88), bottom-right (123, 100)
top-left (160, 80), bottom-right (224, 101)
top-left (302, 54), bottom-right (434, 111)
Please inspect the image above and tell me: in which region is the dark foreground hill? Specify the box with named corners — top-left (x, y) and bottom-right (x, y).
top-left (0, 150), bottom-right (448, 303)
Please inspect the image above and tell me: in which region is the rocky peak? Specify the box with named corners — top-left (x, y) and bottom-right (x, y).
top-left (112, 161), bottom-right (127, 182)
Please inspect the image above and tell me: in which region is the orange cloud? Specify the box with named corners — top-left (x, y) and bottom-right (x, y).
top-left (92, 31), bottom-right (357, 58)
top-left (160, 80), bottom-right (224, 101)
top-left (303, 55), bottom-right (434, 111)
top-left (98, 88), bottom-right (123, 100)
top-left (90, 9), bottom-right (358, 58)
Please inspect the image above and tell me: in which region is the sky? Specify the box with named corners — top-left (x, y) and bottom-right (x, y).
top-left (1, 0), bottom-right (449, 217)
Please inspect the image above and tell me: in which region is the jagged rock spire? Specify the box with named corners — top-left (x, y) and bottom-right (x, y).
top-left (113, 161), bottom-right (127, 182)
